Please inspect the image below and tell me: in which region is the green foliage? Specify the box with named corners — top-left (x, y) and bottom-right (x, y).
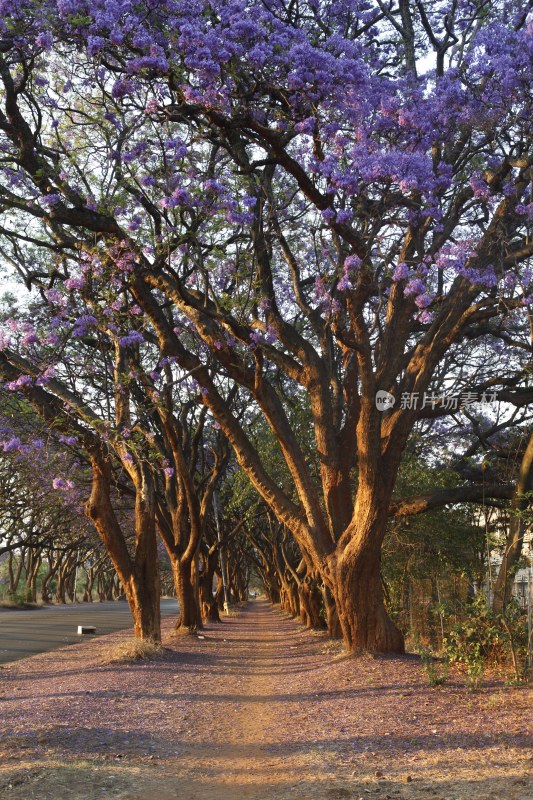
top-left (443, 594), bottom-right (530, 689)
top-left (0, 588), bottom-right (36, 608)
top-left (66, 14), bottom-right (92, 27)
top-left (414, 636), bottom-right (449, 686)
top-left (383, 455), bottom-right (486, 636)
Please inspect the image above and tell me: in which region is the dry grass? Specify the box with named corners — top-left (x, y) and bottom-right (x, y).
top-left (320, 639), bottom-right (345, 657)
top-left (221, 604), bottom-right (245, 617)
top-left (0, 599), bottom-right (43, 610)
top-left (99, 637), bottom-right (165, 664)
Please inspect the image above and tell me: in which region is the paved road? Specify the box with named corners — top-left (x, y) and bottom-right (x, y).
top-left (0, 599), bottom-right (179, 664)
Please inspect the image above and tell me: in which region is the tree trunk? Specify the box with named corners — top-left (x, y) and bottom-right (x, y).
top-left (267, 584), bottom-right (281, 604)
top-left (492, 432), bottom-right (533, 614)
top-left (214, 572), bottom-right (226, 610)
top-left (199, 559), bottom-right (220, 623)
top-left (124, 569), bottom-right (161, 641)
top-left (322, 584), bottom-right (342, 639)
top-left (55, 561), bottom-right (68, 604)
top-left (285, 579), bottom-right (300, 617)
top-left (172, 556), bottom-right (202, 633)
top-left (299, 578), bottom-right (324, 629)
top-left (83, 567), bottom-right (96, 602)
top-left (86, 452), bottom-right (161, 641)
top-left (126, 467), bottom-right (161, 640)
top-left (332, 535), bottom-right (404, 654)
top-left (492, 517), bottom-right (525, 614)
top-left (41, 553), bottom-right (60, 604)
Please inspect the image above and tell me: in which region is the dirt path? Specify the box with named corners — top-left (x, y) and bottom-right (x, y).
top-left (0, 599), bottom-right (531, 799)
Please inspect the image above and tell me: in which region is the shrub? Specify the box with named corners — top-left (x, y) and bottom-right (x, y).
top-left (443, 594), bottom-right (529, 688)
top-left (414, 636), bottom-right (449, 686)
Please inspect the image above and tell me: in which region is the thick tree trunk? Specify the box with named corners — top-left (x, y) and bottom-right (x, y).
top-left (286, 579), bottom-right (300, 617)
top-left (322, 584), bottom-right (342, 639)
top-left (199, 557), bottom-right (221, 623)
top-left (124, 569), bottom-right (161, 641)
top-left (267, 585), bottom-right (281, 604)
top-left (172, 556), bottom-right (202, 633)
top-left (280, 586), bottom-right (293, 615)
top-left (332, 537), bottom-right (404, 654)
top-left (87, 453), bottom-right (161, 641)
top-left (200, 578), bottom-right (220, 622)
top-left (127, 470), bottom-right (161, 641)
top-left (276, 561), bottom-right (299, 616)
top-left (299, 578), bottom-right (325, 629)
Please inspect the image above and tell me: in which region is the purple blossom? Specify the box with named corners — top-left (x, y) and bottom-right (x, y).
top-left (294, 117), bottom-right (316, 134)
top-left (249, 330), bottom-right (263, 348)
top-left (344, 255), bottom-right (362, 273)
top-left (52, 477), bottom-right (73, 490)
top-left (336, 209), bottom-right (353, 224)
top-left (404, 279), bottom-right (426, 297)
top-left (59, 435), bottom-right (78, 446)
top-left (36, 366), bottom-right (56, 385)
top-left (109, 29), bottom-right (124, 45)
top-left (44, 332), bottom-right (61, 346)
top-left (0, 331), bottom-right (12, 350)
top-left (111, 79), bottom-right (133, 99)
top-left (72, 315), bottom-right (98, 337)
top-left (145, 97), bottom-right (158, 115)
top-left (87, 36), bottom-right (105, 57)
top-left (516, 203), bottom-right (533, 220)
top-left (118, 330), bottom-right (144, 347)
top-left (41, 193), bottom-right (62, 207)
top-left (65, 277), bottom-right (85, 290)
top-left (392, 263), bottom-right (410, 281)
top-left (35, 31), bottom-right (53, 50)
top-left (414, 293), bottom-right (432, 309)
top-left (44, 289), bottom-right (63, 304)
top-left (2, 436), bottom-right (21, 452)
top-left (21, 332), bottom-right (39, 346)
top-left (265, 326), bottom-right (277, 344)
top-left (7, 375), bottom-right (32, 391)
top-left (470, 175), bottom-right (491, 201)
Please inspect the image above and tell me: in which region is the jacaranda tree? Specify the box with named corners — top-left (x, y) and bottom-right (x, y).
top-left (0, 0), bottom-right (532, 650)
